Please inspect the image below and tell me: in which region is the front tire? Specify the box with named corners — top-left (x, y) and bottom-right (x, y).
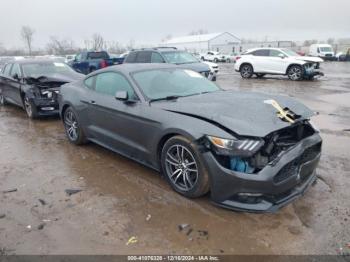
top-left (287, 65), bottom-right (303, 81)
top-left (161, 136), bottom-right (209, 198)
top-left (24, 95), bottom-right (38, 119)
top-left (240, 64), bottom-right (254, 78)
top-left (0, 90), bottom-right (7, 106)
top-left (63, 107), bottom-right (87, 145)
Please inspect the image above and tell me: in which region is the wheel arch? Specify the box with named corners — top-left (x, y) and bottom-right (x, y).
top-left (61, 103), bottom-right (71, 120)
top-left (156, 130), bottom-right (197, 166)
top-left (239, 62), bottom-right (254, 72)
top-left (20, 89), bottom-right (35, 108)
top-left (285, 63), bottom-right (304, 75)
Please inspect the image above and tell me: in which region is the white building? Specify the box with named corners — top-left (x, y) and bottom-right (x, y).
top-left (161, 32), bottom-right (241, 54)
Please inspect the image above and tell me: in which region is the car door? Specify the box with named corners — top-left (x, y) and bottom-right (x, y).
top-left (250, 49), bottom-right (270, 72)
top-left (265, 49), bottom-right (290, 74)
top-left (207, 52), bottom-right (214, 61)
top-left (7, 63), bottom-right (24, 106)
top-left (85, 71), bottom-right (153, 161)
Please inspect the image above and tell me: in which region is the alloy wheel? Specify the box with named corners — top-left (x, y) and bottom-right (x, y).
top-left (64, 110), bottom-right (79, 141)
top-left (288, 66), bottom-right (302, 80)
top-left (165, 144), bottom-right (199, 191)
top-left (241, 65), bottom-right (252, 78)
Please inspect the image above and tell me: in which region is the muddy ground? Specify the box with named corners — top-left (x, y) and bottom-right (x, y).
top-left (0, 62), bottom-right (349, 255)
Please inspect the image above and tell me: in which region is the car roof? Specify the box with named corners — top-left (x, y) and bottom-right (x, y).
top-left (131, 47), bottom-right (178, 53)
top-left (97, 63), bottom-right (178, 74)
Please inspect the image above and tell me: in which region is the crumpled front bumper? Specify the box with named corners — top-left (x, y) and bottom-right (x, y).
top-left (201, 133), bottom-right (322, 213)
top-left (31, 97), bottom-right (59, 116)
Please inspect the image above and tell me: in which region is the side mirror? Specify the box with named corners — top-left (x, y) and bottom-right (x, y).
top-left (12, 73), bottom-right (20, 80)
top-left (115, 91), bottom-right (128, 101)
top-left (278, 53), bottom-right (286, 59)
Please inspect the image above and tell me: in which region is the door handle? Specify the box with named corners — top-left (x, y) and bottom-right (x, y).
top-left (90, 100), bottom-right (96, 104)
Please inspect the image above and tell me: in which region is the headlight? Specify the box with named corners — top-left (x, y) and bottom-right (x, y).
top-left (207, 135), bottom-right (264, 157)
top-left (41, 90), bottom-right (53, 98)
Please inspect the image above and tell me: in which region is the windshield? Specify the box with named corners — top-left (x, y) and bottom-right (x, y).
top-left (162, 51), bottom-right (199, 64)
top-left (132, 69), bottom-right (220, 100)
top-left (281, 49), bottom-right (300, 56)
top-left (320, 47), bottom-right (333, 52)
top-left (22, 62), bottom-right (75, 77)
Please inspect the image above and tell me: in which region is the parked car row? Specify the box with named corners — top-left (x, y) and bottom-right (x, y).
top-left (0, 59), bottom-right (83, 118)
top-left (0, 58), bottom-right (322, 212)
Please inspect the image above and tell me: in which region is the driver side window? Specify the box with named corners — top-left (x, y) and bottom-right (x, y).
top-left (3, 64), bottom-right (12, 76)
top-left (11, 63), bottom-right (22, 78)
top-left (95, 72), bottom-right (136, 99)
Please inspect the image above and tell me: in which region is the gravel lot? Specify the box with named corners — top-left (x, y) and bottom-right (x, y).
top-left (0, 62), bottom-right (349, 255)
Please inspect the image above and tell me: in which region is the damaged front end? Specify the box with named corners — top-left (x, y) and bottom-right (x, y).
top-left (199, 120), bottom-right (322, 212)
top-left (24, 76), bottom-right (68, 115)
top-left (303, 62), bottom-right (324, 79)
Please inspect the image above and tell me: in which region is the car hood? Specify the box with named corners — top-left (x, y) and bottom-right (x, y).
top-left (292, 56), bottom-right (324, 63)
top-left (25, 71), bottom-right (84, 84)
top-left (152, 91), bottom-right (314, 137)
top-left (177, 62), bottom-right (210, 73)
top-left (202, 61), bottom-right (218, 67)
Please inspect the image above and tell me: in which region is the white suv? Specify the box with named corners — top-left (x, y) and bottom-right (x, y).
top-left (234, 48), bottom-right (324, 80)
top-left (200, 51), bottom-right (227, 63)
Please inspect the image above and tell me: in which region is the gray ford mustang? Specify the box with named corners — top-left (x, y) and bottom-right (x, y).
top-left (58, 63), bottom-right (322, 212)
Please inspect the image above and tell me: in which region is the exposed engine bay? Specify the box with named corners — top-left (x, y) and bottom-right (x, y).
top-left (206, 120), bottom-right (319, 174)
top-left (24, 76), bottom-right (68, 99)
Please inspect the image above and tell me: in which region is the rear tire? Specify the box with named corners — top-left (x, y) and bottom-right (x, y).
top-left (24, 95), bottom-right (38, 119)
top-left (287, 65), bottom-right (303, 81)
top-left (161, 136), bottom-right (210, 198)
top-left (240, 64), bottom-right (254, 79)
top-left (63, 107), bottom-right (87, 145)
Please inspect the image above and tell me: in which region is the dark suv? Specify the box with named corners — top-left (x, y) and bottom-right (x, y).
top-left (124, 47), bottom-right (216, 81)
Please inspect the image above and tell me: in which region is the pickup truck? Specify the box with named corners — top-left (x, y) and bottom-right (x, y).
top-left (69, 51), bottom-right (123, 74)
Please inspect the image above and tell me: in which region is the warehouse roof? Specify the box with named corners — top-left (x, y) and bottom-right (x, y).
top-left (164, 32), bottom-right (240, 44)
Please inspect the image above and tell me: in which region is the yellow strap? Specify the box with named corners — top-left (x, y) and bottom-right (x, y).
top-left (268, 100), bottom-right (295, 124)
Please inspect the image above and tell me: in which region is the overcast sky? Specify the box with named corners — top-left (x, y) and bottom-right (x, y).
top-left (0, 0), bottom-right (349, 49)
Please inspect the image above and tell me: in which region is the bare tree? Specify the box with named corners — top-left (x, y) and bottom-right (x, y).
top-left (126, 39), bottom-right (135, 50)
top-left (107, 41), bottom-right (126, 54)
top-left (20, 26), bottom-right (35, 55)
top-left (46, 36), bottom-right (76, 55)
top-left (303, 39), bottom-right (318, 46)
top-left (91, 33), bottom-right (104, 50)
top-left (327, 38), bottom-right (335, 45)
